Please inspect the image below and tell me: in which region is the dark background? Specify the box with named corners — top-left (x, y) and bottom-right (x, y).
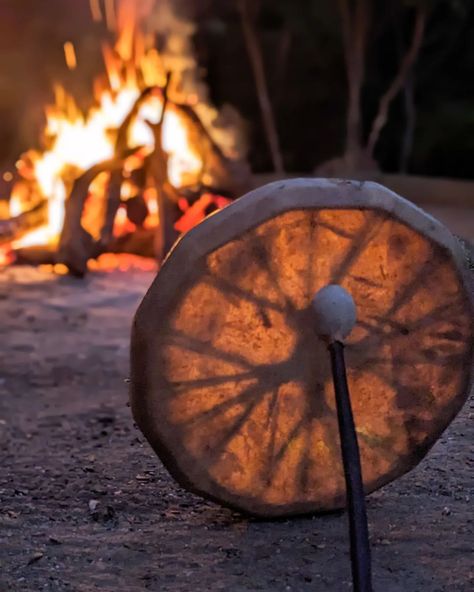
top-left (0, 0), bottom-right (473, 177)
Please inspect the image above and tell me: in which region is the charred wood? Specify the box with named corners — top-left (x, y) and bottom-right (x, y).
top-left (107, 227), bottom-right (155, 258)
top-left (146, 73), bottom-right (181, 261)
top-left (57, 155), bottom-right (131, 276)
top-left (13, 245), bottom-right (57, 266)
top-left (125, 195), bottom-right (149, 227)
top-left (99, 170), bottom-right (123, 249)
top-left (173, 103), bottom-right (251, 197)
top-left (0, 200), bottom-right (48, 245)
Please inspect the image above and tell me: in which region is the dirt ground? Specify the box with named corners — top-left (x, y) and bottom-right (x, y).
top-left (0, 258), bottom-right (472, 592)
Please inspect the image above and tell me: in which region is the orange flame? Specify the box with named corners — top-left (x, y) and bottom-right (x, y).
top-left (9, 0), bottom-right (202, 252)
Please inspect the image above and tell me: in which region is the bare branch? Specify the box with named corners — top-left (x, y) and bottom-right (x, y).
top-left (237, 0), bottom-right (284, 174)
top-left (367, 6), bottom-right (427, 155)
top-left (57, 154), bottom-right (131, 276)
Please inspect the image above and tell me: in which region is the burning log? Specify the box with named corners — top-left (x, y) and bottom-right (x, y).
top-left (3, 74), bottom-right (248, 276)
top-left (146, 74), bottom-right (182, 261)
top-left (116, 87), bottom-right (156, 153)
top-left (99, 170), bottom-right (123, 249)
top-left (107, 227), bottom-right (155, 258)
top-left (98, 89), bottom-right (155, 249)
top-left (5, 84), bottom-right (247, 275)
top-left (57, 155), bottom-right (131, 276)
top-left (125, 195), bottom-right (148, 227)
top-left (4, 60), bottom-right (248, 276)
top-left (0, 0), bottom-right (249, 275)
top-left (0, 200), bottom-right (48, 245)
top-left (173, 103), bottom-right (252, 197)
top-left (13, 246), bottom-right (57, 266)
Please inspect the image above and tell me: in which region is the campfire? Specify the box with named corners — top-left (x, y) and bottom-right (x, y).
top-left (0, 0), bottom-right (250, 276)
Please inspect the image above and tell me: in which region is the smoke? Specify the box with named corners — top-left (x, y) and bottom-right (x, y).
top-left (100, 0), bottom-right (247, 158)
top-left (145, 0), bottom-right (248, 159)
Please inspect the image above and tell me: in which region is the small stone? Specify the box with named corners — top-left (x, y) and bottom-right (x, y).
top-left (27, 551), bottom-right (44, 565)
top-left (442, 506), bottom-right (451, 516)
top-left (88, 499), bottom-right (99, 512)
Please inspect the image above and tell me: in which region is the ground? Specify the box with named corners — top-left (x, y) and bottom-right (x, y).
top-left (0, 245), bottom-right (472, 591)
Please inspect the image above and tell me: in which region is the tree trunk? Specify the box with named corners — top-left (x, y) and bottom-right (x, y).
top-left (337, 0), bottom-right (371, 170)
top-left (237, 0), bottom-right (284, 174)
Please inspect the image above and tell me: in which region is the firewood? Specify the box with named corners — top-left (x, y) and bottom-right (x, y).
top-left (3, 80), bottom-right (249, 272)
top-left (115, 87), bottom-right (155, 155)
top-left (0, 200), bottom-right (48, 245)
top-left (57, 154), bottom-right (132, 276)
top-left (98, 91), bottom-right (154, 250)
top-left (13, 245), bottom-right (57, 266)
top-left (99, 170), bottom-right (122, 248)
top-left (107, 227), bottom-right (155, 258)
top-left (173, 103), bottom-right (252, 197)
top-left (125, 195), bottom-right (148, 227)
top-left (146, 73), bottom-right (181, 261)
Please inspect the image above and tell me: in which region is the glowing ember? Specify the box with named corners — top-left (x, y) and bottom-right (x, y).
top-left (63, 42), bottom-right (77, 71)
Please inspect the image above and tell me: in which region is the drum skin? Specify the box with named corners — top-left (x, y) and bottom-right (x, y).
top-left (130, 179), bottom-right (474, 517)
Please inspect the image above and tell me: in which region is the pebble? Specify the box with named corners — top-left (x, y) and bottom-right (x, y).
top-left (27, 551), bottom-right (44, 565)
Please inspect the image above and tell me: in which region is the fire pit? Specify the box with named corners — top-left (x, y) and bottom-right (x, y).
top-left (0, 0), bottom-right (250, 276)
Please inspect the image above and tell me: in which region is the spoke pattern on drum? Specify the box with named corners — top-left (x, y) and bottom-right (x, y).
top-left (136, 203), bottom-right (472, 513)
top-left (166, 209), bottom-right (468, 499)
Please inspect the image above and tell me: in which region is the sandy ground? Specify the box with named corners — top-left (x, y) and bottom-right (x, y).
top-left (0, 261), bottom-right (472, 592)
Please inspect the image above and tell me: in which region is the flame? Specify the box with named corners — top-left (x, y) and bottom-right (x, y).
top-left (9, 0), bottom-right (203, 252)
top-left (105, 0), bottom-right (118, 31)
